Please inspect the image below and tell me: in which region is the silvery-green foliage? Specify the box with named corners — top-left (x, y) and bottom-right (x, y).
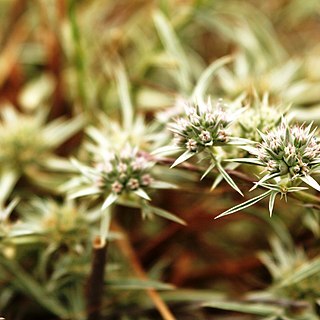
top-left (0, 105), bottom-right (83, 202)
top-left (66, 139), bottom-right (185, 225)
top-left (69, 145), bottom-right (155, 205)
top-left (237, 94), bottom-right (288, 142)
top-left (259, 237), bottom-right (320, 301)
top-left (254, 120), bottom-right (320, 183)
top-left (165, 96), bottom-right (251, 195)
top-left (170, 98), bottom-right (233, 155)
top-left (0, 106), bottom-right (82, 169)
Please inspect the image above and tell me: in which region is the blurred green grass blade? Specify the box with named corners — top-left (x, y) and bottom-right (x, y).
top-left (0, 170), bottom-right (18, 205)
top-left (279, 257), bottom-right (320, 287)
top-left (106, 278), bottom-right (174, 290)
top-left (68, 0), bottom-right (88, 107)
top-left (114, 63), bottom-right (134, 131)
top-left (147, 204), bottom-right (186, 225)
top-left (203, 301), bottom-right (283, 316)
top-left (192, 55), bottom-right (232, 99)
top-left (153, 10), bottom-right (192, 93)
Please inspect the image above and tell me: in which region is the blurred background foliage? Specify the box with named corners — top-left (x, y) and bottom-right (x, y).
top-left (1, 0), bottom-right (320, 319)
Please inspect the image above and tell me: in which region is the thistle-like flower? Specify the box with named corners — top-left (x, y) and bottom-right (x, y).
top-left (169, 98), bottom-right (233, 158)
top-left (9, 199), bottom-right (92, 250)
top-left (216, 119), bottom-right (320, 218)
top-left (66, 143), bottom-right (185, 224)
top-left (0, 105), bottom-right (83, 198)
top-left (165, 97), bottom-right (248, 195)
top-left (69, 146), bottom-right (154, 207)
top-left (253, 121), bottom-right (320, 187)
top-left (237, 94), bottom-right (287, 142)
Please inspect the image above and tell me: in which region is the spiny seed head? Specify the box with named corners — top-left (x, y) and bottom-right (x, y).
top-left (253, 121), bottom-right (320, 179)
top-left (169, 98), bottom-right (233, 153)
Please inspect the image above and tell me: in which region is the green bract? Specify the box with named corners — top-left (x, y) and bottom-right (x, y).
top-left (165, 97), bottom-right (250, 195)
top-left (252, 120), bottom-right (320, 188)
top-left (169, 98), bottom-right (232, 155)
top-left (217, 119), bottom-right (320, 218)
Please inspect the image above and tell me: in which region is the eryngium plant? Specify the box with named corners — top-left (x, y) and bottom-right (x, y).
top-left (166, 97), bottom-right (249, 195)
top-left (217, 119), bottom-right (320, 218)
top-left (66, 143), bottom-right (185, 225)
top-left (170, 98), bottom-right (231, 154)
top-left (0, 105), bottom-right (83, 202)
top-left (237, 94), bottom-right (288, 142)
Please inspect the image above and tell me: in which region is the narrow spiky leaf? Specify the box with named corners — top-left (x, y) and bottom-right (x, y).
top-left (101, 193), bottom-right (118, 210)
top-left (170, 151), bottom-right (196, 168)
top-left (216, 162), bottom-right (243, 196)
top-left (269, 191), bottom-right (278, 217)
top-left (300, 175), bottom-right (320, 192)
top-left (201, 161), bottom-right (216, 180)
top-left (215, 190), bottom-right (272, 219)
top-left (134, 188), bottom-right (151, 201)
top-left (250, 172), bottom-right (281, 191)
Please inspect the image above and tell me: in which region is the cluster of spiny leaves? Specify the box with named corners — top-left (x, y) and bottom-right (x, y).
top-left (170, 98), bottom-right (232, 154)
top-left (255, 122), bottom-right (320, 181)
top-left (71, 145), bottom-right (155, 207)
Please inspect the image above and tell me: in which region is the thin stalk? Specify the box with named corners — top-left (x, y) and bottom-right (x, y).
top-left (68, 0), bottom-right (88, 112)
top-left (113, 220), bottom-right (176, 320)
top-left (85, 236), bottom-right (108, 320)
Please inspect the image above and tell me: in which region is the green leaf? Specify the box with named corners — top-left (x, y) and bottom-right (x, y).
top-left (1, 197), bottom-right (19, 221)
top-left (250, 172), bottom-right (281, 191)
top-left (153, 10), bottom-right (192, 92)
top-left (0, 170), bottom-right (19, 206)
top-left (171, 150), bottom-right (196, 168)
top-left (203, 301), bottom-right (282, 316)
top-left (115, 63), bottom-right (134, 131)
top-left (227, 137), bottom-right (256, 145)
top-left (68, 186), bottom-right (101, 199)
top-left (224, 158), bottom-right (264, 166)
top-left (43, 116), bottom-right (84, 148)
top-left (192, 55), bottom-right (232, 99)
top-left (215, 190), bottom-right (272, 219)
top-left (300, 175), bottom-right (320, 192)
top-left (148, 204), bottom-right (186, 225)
top-left (269, 191), bottom-right (278, 217)
top-left (134, 188), bottom-right (151, 201)
top-left (279, 257), bottom-right (320, 287)
top-left (216, 161), bottom-right (243, 196)
top-left (150, 181), bottom-right (177, 189)
top-left (201, 161), bottom-right (216, 180)
top-left (211, 162), bottom-right (239, 190)
top-left (101, 193), bottom-right (118, 210)
top-left (151, 145), bottom-right (183, 156)
top-left (106, 278), bottom-right (174, 290)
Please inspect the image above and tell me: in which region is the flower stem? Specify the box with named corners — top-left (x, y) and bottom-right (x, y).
top-left (85, 236), bottom-right (108, 320)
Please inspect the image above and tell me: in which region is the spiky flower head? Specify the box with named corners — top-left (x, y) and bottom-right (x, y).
top-left (66, 140), bottom-right (184, 224)
top-left (0, 106), bottom-right (82, 172)
top-left (255, 120), bottom-right (320, 180)
top-left (67, 143), bottom-right (173, 210)
top-left (8, 198), bottom-right (93, 252)
top-left (95, 146), bottom-right (153, 194)
top-left (238, 95), bottom-right (286, 142)
top-left (169, 98), bottom-right (233, 154)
